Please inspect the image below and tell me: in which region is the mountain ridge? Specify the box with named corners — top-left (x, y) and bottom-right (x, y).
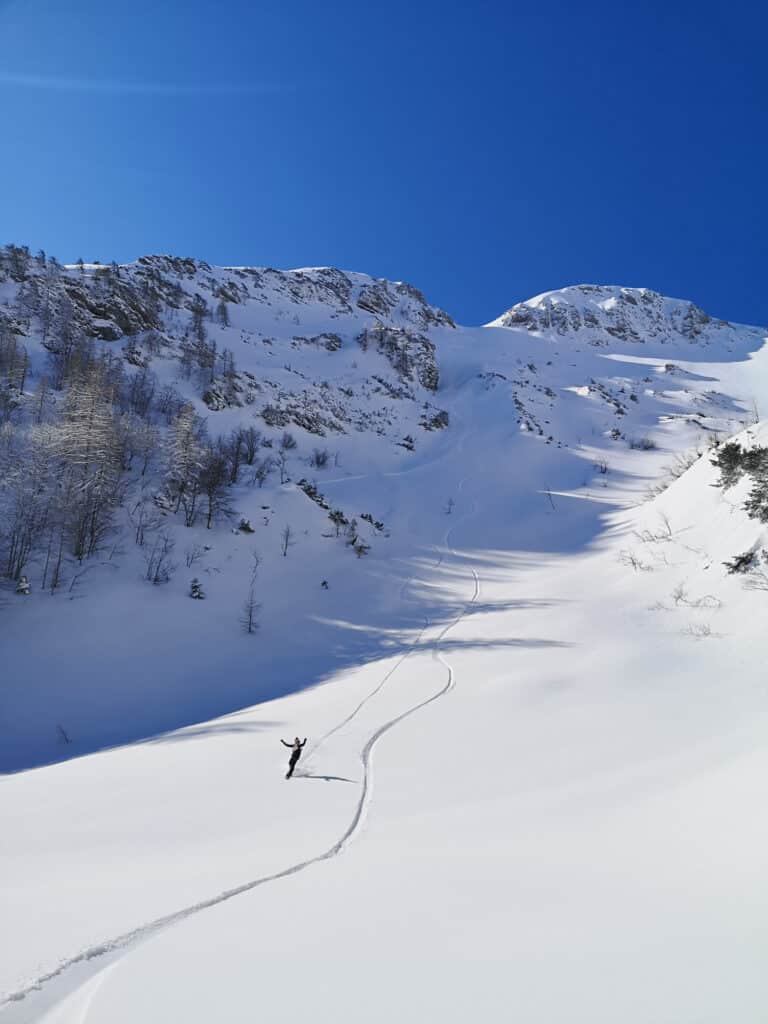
top-left (489, 282), bottom-right (766, 346)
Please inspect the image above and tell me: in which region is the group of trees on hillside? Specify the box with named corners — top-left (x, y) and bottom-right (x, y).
top-left (711, 440), bottom-right (768, 522)
top-left (0, 358), bottom-right (282, 591)
top-left (0, 245), bottom-right (278, 593)
top-left (177, 291), bottom-right (238, 398)
top-left (0, 244), bottom-right (359, 603)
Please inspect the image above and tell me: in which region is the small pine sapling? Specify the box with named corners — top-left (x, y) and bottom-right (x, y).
top-left (723, 550), bottom-right (756, 574)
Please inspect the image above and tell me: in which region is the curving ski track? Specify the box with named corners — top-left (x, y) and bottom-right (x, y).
top-left (1, 470), bottom-right (480, 1020)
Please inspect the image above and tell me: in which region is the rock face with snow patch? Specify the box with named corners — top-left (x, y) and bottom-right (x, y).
top-left (357, 324), bottom-right (440, 391)
top-left (0, 249), bottom-right (454, 352)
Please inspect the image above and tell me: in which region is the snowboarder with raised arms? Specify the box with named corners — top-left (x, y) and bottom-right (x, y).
top-left (281, 736), bottom-right (306, 779)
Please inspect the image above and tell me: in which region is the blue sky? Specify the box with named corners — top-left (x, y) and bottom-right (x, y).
top-left (1, 0), bottom-right (765, 325)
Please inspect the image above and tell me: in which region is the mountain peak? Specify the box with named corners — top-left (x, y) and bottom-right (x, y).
top-left (488, 283), bottom-right (763, 347)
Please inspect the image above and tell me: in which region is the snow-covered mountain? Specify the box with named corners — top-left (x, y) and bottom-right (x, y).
top-left (1, 247), bottom-right (767, 1024)
top-left (491, 282), bottom-right (760, 349)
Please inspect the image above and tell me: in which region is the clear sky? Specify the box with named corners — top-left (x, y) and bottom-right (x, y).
top-left (1, 0), bottom-right (765, 326)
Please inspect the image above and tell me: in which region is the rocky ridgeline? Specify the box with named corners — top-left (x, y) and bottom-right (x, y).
top-left (491, 284), bottom-right (759, 348)
top-left (4, 245), bottom-right (763, 451)
top-left (0, 249), bottom-right (453, 340)
top-left (0, 245), bottom-right (452, 440)
top-left (0, 250), bottom-right (160, 343)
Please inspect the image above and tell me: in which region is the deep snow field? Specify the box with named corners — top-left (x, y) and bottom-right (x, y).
top-left (1, 267), bottom-right (767, 1022)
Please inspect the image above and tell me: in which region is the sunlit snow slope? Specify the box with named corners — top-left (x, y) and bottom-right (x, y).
top-left (1, 267), bottom-right (767, 1023)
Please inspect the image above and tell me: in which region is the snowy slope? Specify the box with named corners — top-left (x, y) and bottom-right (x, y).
top-left (2, 260), bottom-right (764, 771)
top-left (1, 255), bottom-right (767, 1022)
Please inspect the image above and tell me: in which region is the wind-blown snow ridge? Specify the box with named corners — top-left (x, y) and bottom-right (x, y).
top-left (0, 465), bottom-right (480, 1015)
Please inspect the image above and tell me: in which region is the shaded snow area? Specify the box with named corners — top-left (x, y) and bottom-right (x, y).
top-left (1, 258), bottom-right (767, 1022)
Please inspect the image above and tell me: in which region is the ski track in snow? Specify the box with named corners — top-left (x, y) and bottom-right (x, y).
top-left (0, 457), bottom-right (481, 1020)
top-left (303, 460), bottom-right (472, 764)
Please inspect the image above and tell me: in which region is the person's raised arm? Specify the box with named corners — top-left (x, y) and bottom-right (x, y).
top-left (301, 738), bottom-right (307, 747)
top-left (281, 739), bottom-right (292, 747)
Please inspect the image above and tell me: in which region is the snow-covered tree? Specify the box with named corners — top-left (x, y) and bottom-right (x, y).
top-left (0, 424), bottom-right (54, 580)
top-left (52, 365), bottom-right (125, 561)
top-left (190, 293), bottom-right (209, 342)
top-left (165, 404), bottom-right (207, 526)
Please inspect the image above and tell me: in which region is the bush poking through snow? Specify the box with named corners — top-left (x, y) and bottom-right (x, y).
top-left (670, 584), bottom-right (722, 609)
top-left (250, 456), bottom-right (274, 488)
top-left (635, 513), bottom-right (675, 545)
top-left (309, 447), bottom-right (329, 468)
top-left (681, 623), bottom-right (718, 640)
top-left (280, 524), bottom-right (295, 557)
top-left (277, 451), bottom-right (290, 484)
top-left (420, 409), bottom-right (450, 431)
top-left (184, 544), bottom-right (206, 568)
top-left (241, 587), bottom-right (260, 634)
top-left (328, 509), bottom-right (348, 536)
top-left (144, 532), bottom-right (176, 584)
top-left (360, 512), bottom-right (385, 532)
top-left (619, 549), bottom-right (653, 572)
top-left (671, 583), bottom-right (689, 605)
top-left (628, 436), bottom-right (657, 451)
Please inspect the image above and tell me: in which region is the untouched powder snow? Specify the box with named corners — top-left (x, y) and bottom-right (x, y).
top-left (1, 259), bottom-right (767, 1022)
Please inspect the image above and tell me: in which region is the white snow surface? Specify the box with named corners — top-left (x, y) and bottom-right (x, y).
top-left (1, 260), bottom-right (767, 1022)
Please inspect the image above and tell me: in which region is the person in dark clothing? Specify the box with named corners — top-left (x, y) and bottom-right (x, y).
top-left (281, 736), bottom-right (307, 779)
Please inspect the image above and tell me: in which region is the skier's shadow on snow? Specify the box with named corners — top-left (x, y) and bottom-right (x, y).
top-left (294, 772), bottom-right (356, 784)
